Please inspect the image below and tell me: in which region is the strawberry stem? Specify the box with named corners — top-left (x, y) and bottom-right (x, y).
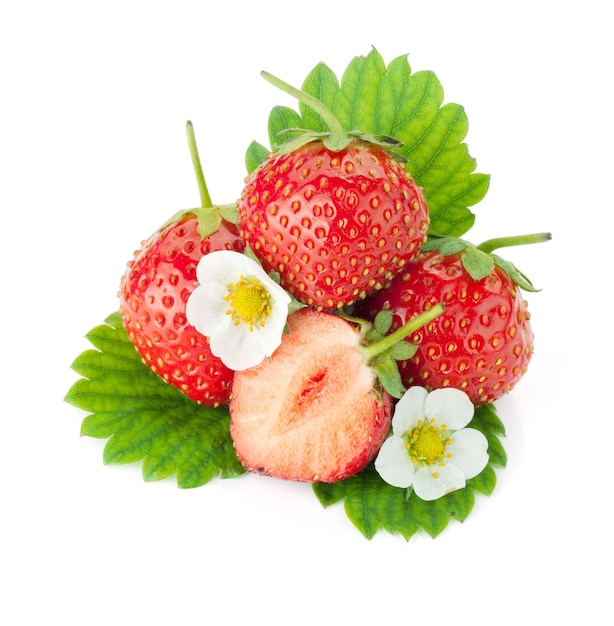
top-left (261, 71), bottom-right (345, 135)
top-left (186, 120), bottom-right (213, 208)
top-left (363, 303), bottom-right (445, 362)
top-left (477, 232), bottom-right (552, 254)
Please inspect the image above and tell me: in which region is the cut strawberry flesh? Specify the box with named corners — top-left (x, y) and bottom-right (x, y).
top-left (230, 308), bottom-right (392, 482)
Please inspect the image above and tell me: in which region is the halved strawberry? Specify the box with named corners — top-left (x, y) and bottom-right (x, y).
top-left (229, 304), bottom-right (444, 482)
top-left (229, 308), bottom-right (392, 482)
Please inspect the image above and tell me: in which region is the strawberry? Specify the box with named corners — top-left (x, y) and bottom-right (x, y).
top-left (118, 122), bottom-right (244, 406)
top-left (119, 213), bottom-right (244, 406)
top-left (229, 304), bottom-right (445, 483)
top-left (354, 234), bottom-right (551, 406)
top-left (237, 72), bottom-right (429, 310)
top-left (229, 308), bottom-right (392, 482)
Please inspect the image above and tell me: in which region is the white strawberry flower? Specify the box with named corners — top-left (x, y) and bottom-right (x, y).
top-left (186, 250), bottom-right (292, 371)
top-left (374, 386), bottom-right (488, 500)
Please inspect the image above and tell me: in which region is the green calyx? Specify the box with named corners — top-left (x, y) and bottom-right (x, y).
top-left (421, 232), bottom-right (552, 292)
top-left (352, 303), bottom-right (446, 399)
top-left (156, 121), bottom-right (238, 239)
top-left (261, 70), bottom-right (405, 158)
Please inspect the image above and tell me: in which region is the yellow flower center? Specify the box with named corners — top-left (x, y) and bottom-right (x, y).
top-left (406, 419), bottom-right (453, 466)
top-left (224, 275), bottom-right (272, 331)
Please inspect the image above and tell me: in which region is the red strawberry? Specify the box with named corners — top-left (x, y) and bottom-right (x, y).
top-left (237, 72), bottom-right (429, 310)
top-left (238, 141), bottom-right (429, 310)
top-left (119, 213), bottom-right (244, 406)
top-left (354, 234), bottom-right (551, 406)
top-left (228, 303), bottom-right (445, 482)
top-left (229, 308), bottom-right (393, 482)
top-left (118, 121), bottom-right (245, 406)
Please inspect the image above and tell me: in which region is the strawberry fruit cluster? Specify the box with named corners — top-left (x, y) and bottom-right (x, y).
top-left (116, 70), bottom-right (549, 487)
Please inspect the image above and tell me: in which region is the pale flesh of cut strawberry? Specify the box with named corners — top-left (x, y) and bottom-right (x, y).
top-left (229, 308), bottom-right (392, 483)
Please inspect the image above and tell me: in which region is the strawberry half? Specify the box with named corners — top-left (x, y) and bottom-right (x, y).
top-left (355, 234), bottom-right (551, 406)
top-left (118, 122), bottom-right (244, 406)
top-left (238, 71), bottom-right (429, 310)
top-left (229, 308), bottom-right (392, 482)
top-left (229, 304), bottom-right (444, 482)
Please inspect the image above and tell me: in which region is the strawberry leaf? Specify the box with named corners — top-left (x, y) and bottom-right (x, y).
top-left (247, 47), bottom-right (489, 237)
top-left (312, 402), bottom-right (504, 540)
top-left (268, 106), bottom-right (304, 150)
top-left (369, 354), bottom-right (407, 399)
top-left (65, 312), bottom-right (245, 488)
top-left (373, 310), bottom-right (393, 336)
top-left (461, 246), bottom-right (495, 281)
top-left (245, 140), bottom-right (271, 174)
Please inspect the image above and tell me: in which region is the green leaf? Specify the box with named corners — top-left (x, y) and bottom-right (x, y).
top-left (388, 341), bottom-right (418, 361)
top-left (369, 355), bottom-right (406, 399)
top-left (420, 235), bottom-right (466, 256)
top-left (373, 310), bottom-right (393, 336)
top-left (493, 255), bottom-right (540, 293)
top-left (250, 48), bottom-right (489, 237)
top-left (312, 402), bottom-right (505, 539)
top-left (245, 140), bottom-right (270, 174)
top-left (268, 106), bottom-right (304, 151)
top-left (467, 464), bottom-right (497, 496)
top-left (300, 62), bottom-right (340, 131)
top-left (461, 246), bottom-right (495, 281)
top-left (192, 206), bottom-right (222, 239)
top-left (218, 203), bottom-right (239, 225)
top-left (65, 313), bottom-right (245, 488)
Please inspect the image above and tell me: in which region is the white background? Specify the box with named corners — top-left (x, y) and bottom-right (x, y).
top-left (1, 1), bottom-right (611, 624)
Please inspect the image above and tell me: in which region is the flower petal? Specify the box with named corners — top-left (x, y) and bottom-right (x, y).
top-left (186, 282), bottom-right (230, 335)
top-left (424, 387), bottom-right (474, 430)
top-left (211, 314), bottom-right (282, 370)
top-left (195, 249), bottom-right (246, 285)
top-left (391, 386), bottom-right (428, 435)
top-left (446, 427), bottom-right (489, 479)
top-left (374, 436), bottom-right (415, 488)
top-left (262, 275), bottom-right (292, 306)
top-left (208, 325), bottom-right (255, 370)
top-left (413, 462), bottom-right (466, 501)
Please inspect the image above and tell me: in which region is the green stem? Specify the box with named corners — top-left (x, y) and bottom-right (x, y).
top-left (363, 303), bottom-right (446, 363)
top-left (477, 232), bottom-right (552, 254)
top-left (261, 70), bottom-right (345, 135)
top-left (186, 120), bottom-right (212, 208)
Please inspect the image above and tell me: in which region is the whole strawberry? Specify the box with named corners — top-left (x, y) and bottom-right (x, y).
top-left (238, 72), bottom-right (429, 310)
top-left (119, 122), bottom-right (244, 406)
top-left (119, 213), bottom-right (243, 406)
top-left (355, 234), bottom-right (550, 406)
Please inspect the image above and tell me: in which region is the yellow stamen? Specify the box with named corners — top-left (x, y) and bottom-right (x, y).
top-left (224, 275), bottom-right (272, 331)
top-left (406, 420), bottom-right (450, 466)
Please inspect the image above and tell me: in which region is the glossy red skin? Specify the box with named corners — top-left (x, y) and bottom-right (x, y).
top-left (119, 215), bottom-right (244, 406)
top-left (355, 250), bottom-right (534, 406)
top-left (238, 141), bottom-right (429, 310)
top-left (229, 308), bottom-right (392, 483)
